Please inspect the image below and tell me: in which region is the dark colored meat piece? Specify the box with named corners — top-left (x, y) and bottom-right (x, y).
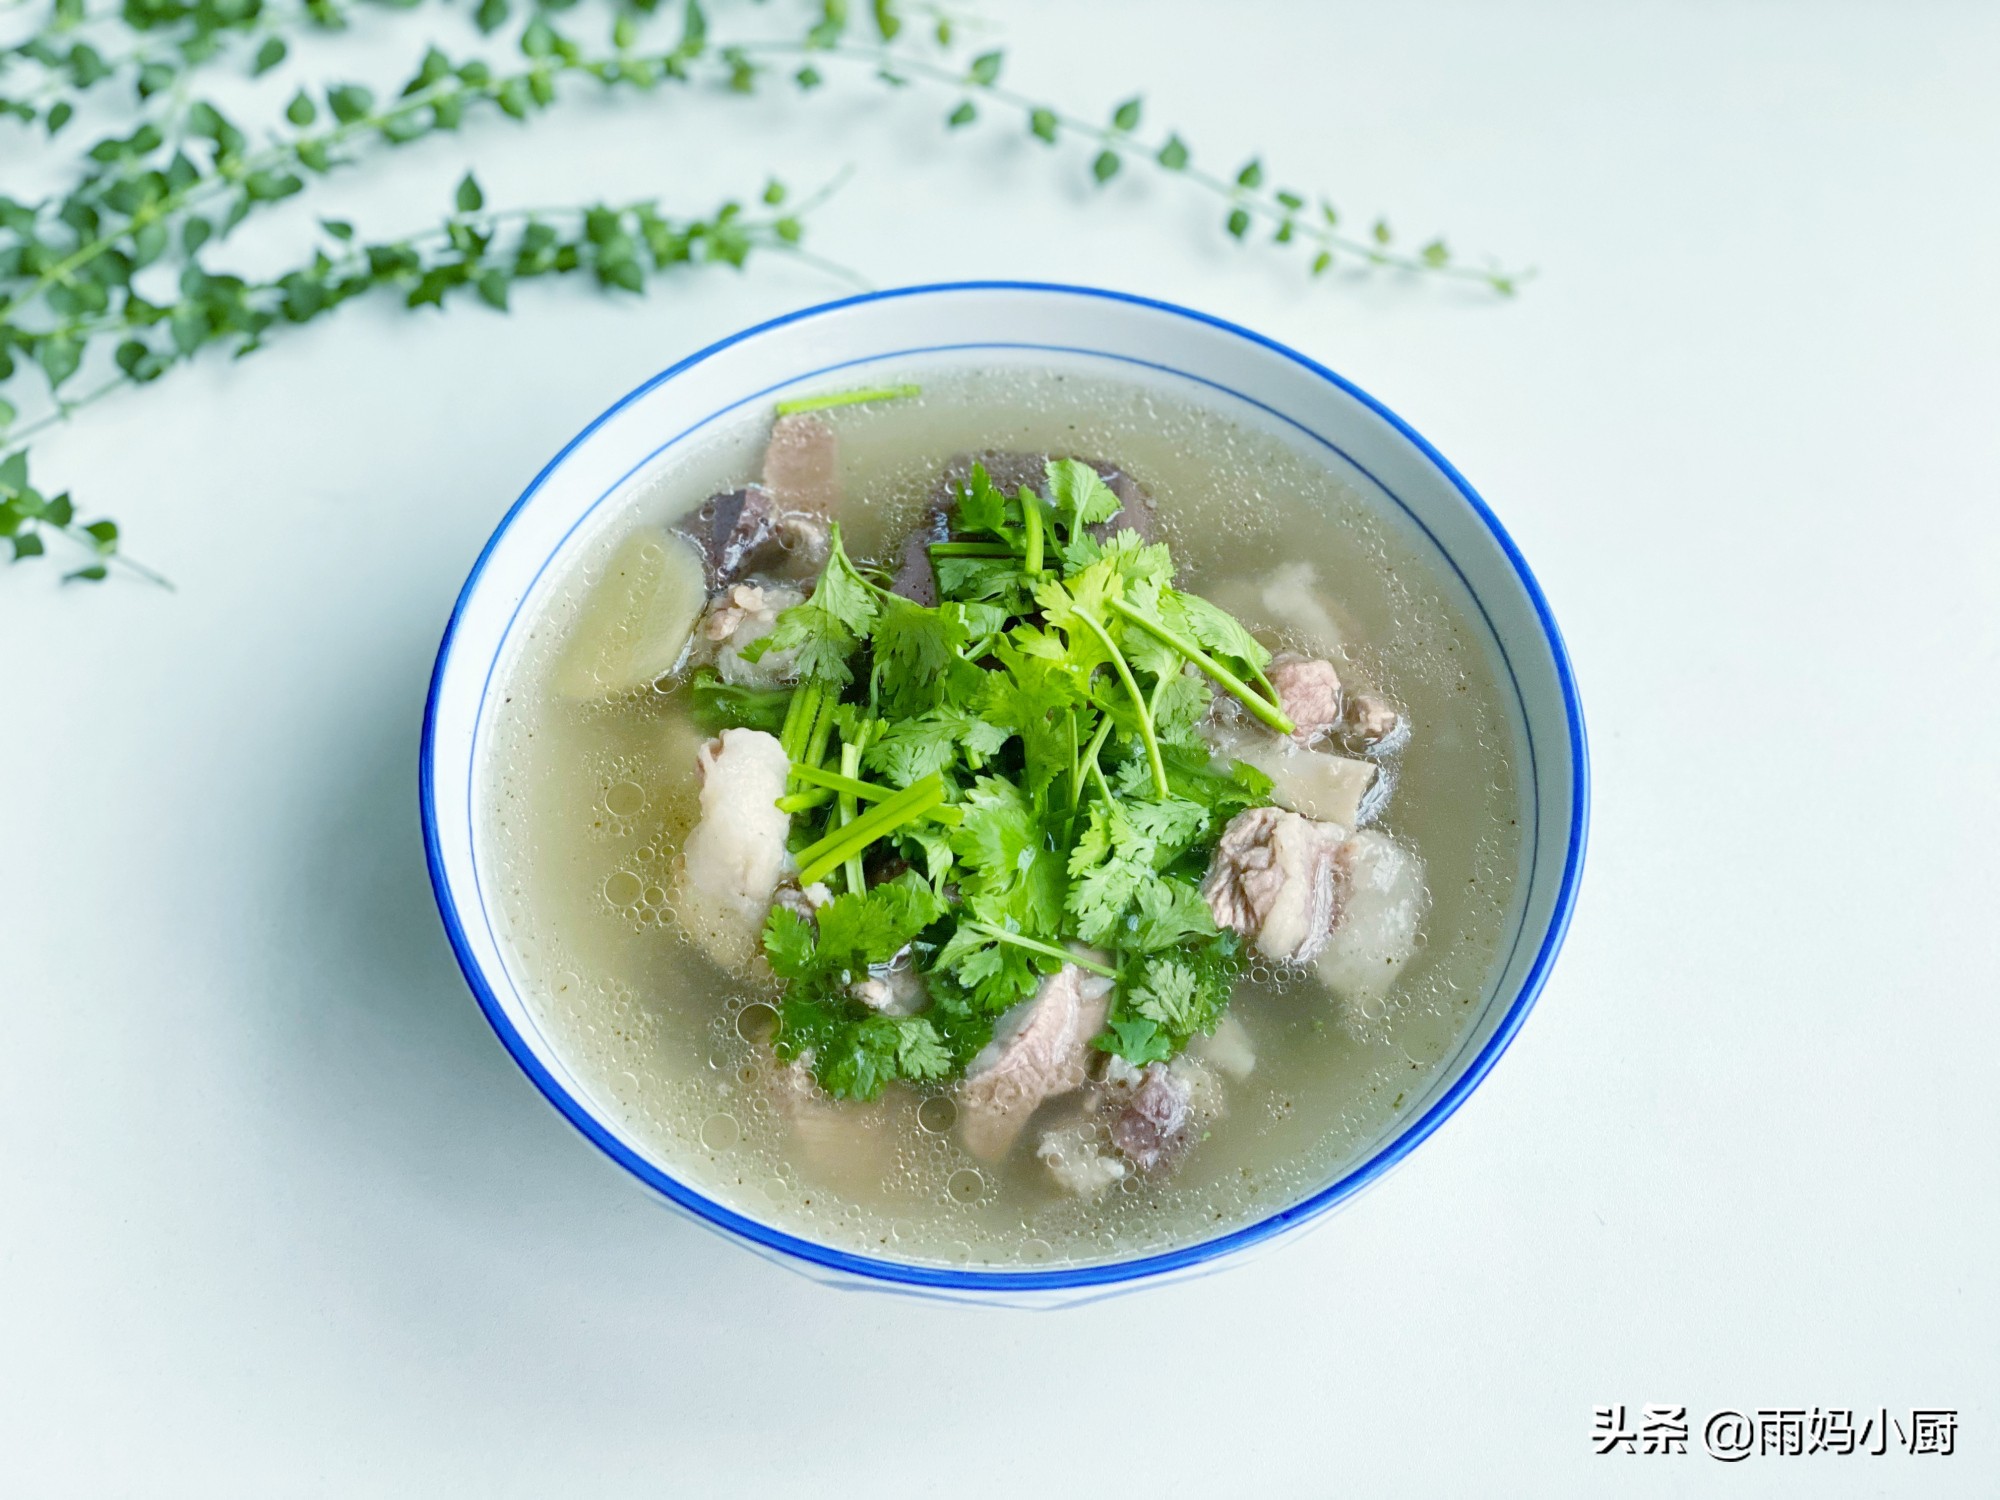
top-left (888, 503), bottom-right (951, 606)
top-left (893, 452), bottom-right (1163, 606)
top-left (1109, 1063), bottom-right (1192, 1170)
top-left (932, 451), bottom-right (1160, 541)
top-left (696, 485), bottom-right (788, 586)
top-left (1084, 464), bottom-right (1162, 545)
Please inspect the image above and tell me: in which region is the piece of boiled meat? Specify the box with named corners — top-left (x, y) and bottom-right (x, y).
top-left (1108, 1061), bottom-right (1192, 1170)
top-left (1268, 654), bottom-right (1343, 748)
top-left (1337, 691), bottom-right (1407, 756)
top-left (1036, 1119), bottom-right (1128, 1196)
top-left (672, 728), bottom-right (794, 970)
top-left (1186, 1011), bottom-right (1256, 1081)
top-left (1201, 805), bottom-right (1349, 963)
top-left (768, 1059), bottom-right (897, 1186)
top-left (694, 414), bottom-right (838, 585)
top-left (957, 963), bottom-right (1114, 1162)
top-left (700, 582), bottom-right (804, 688)
top-left (1314, 830), bottom-right (1429, 1006)
top-left (762, 412), bottom-right (840, 516)
top-left (849, 947), bottom-right (927, 1017)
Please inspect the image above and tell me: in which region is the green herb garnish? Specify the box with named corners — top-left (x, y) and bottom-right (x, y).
top-left (754, 460), bottom-right (1291, 1099)
top-left (774, 383), bottom-right (922, 416)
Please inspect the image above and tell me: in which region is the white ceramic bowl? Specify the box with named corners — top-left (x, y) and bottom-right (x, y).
top-left (422, 282), bottom-right (1589, 1302)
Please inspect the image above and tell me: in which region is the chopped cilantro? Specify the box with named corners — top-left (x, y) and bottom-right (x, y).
top-left (737, 449), bottom-right (1289, 1099)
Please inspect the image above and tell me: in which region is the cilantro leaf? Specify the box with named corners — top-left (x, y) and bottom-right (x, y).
top-left (1124, 877), bottom-right (1217, 952)
top-left (1162, 586), bottom-right (1270, 677)
top-left (1065, 801), bottom-right (1155, 945)
top-left (865, 706), bottom-right (1010, 787)
top-left (761, 523), bottom-right (878, 685)
top-left (871, 592), bottom-right (967, 714)
top-left (814, 872), bottom-right (944, 965)
top-left (1124, 793), bottom-right (1210, 862)
top-left (954, 461), bottom-right (1013, 537)
top-left (763, 905), bottom-right (819, 979)
top-left (689, 667), bottom-right (792, 733)
top-left (1094, 1015), bottom-right (1174, 1065)
top-left (1045, 458), bottom-right (1123, 534)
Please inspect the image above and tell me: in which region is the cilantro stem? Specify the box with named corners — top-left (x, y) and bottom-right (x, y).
top-left (1074, 611), bottom-right (1168, 799)
top-left (1022, 490), bottom-right (1045, 576)
top-left (1107, 598), bottom-right (1297, 737)
top-left (803, 684), bottom-right (840, 768)
top-left (787, 763), bottom-right (891, 802)
top-left (962, 921), bottom-right (1119, 980)
top-left (1073, 711), bottom-right (1114, 812)
top-left (776, 789), bottom-right (834, 815)
top-left (838, 741), bottom-right (866, 892)
top-left (794, 773), bottom-right (947, 887)
top-left (1089, 756), bottom-right (1116, 808)
top-left (928, 541), bottom-right (1015, 557)
top-left (778, 680), bottom-right (814, 762)
top-left (774, 383), bottom-right (920, 416)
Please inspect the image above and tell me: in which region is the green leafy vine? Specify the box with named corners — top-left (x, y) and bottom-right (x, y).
top-left (1, 0), bottom-right (1521, 585)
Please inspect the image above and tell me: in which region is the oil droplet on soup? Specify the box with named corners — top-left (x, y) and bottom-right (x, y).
top-left (480, 367), bottom-right (1525, 1268)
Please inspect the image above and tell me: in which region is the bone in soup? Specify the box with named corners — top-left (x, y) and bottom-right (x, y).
top-left (480, 369), bottom-right (1522, 1267)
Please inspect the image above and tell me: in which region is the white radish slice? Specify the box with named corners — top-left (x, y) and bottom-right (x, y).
top-left (552, 528), bottom-right (706, 699)
top-left (1230, 738), bottom-right (1381, 828)
top-left (1315, 830), bottom-right (1429, 1007)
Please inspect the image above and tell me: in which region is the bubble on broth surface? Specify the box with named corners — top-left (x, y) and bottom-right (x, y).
top-left (478, 365), bottom-right (1525, 1269)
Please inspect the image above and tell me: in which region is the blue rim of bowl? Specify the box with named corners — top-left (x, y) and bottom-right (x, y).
top-left (420, 280), bottom-right (1590, 1293)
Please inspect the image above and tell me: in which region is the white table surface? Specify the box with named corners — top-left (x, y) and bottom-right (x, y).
top-left (5, 2), bottom-right (1997, 1494)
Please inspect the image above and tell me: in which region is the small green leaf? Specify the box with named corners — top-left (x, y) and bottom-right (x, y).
top-left (520, 17), bottom-right (559, 58)
top-left (1372, 217), bottom-right (1391, 245)
top-left (1276, 189), bottom-right (1304, 211)
top-left (37, 336), bottom-right (83, 389)
top-left (794, 65), bottom-right (822, 89)
top-left (1235, 158), bottom-right (1263, 189)
top-left (947, 99), bottom-right (975, 127)
top-left (871, 0), bottom-right (900, 40)
top-left (1028, 107), bottom-right (1057, 144)
top-left (64, 562), bottom-right (109, 583)
top-left (253, 37), bottom-right (287, 76)
top-left (285, 89), bottom-right (316, 126)
top-left (327, 84), bottom-right (374, 123)
top-left (476, 270), bottom-right (510, 309)
top-left (320, 218), bottom-right (354, 241)
top-left (1111, 96), bottom-right (1141, 131)
top-left (968, 50), bottom-right (1002, 86)
top-left (45, 100), bottom-right (73, 134)
top-left (455, 172), bottom-right (484, 213)
top-left (762, 179), bottom-right (786, 206)
top-left (1311, 249), bottom-right (1332, 276)
top-left (1420, 237), bottom-right (1449, 267)
top-left (0, 398), bottom-right (15, 430)
top-left (13, 532), bottom-right (45, 560)
top-left (1226, 207), bottom-right (1250, 239)
top-left (474, 0), bottom-right (509, 31)
top-left (1091, 150), bottom-right (1120, 184)
top-left (1156, 133), bottom-right (1189, 170)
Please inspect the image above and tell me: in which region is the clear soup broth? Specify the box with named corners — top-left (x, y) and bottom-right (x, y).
top-left (480, 367), bottom-right (1523, 1268)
